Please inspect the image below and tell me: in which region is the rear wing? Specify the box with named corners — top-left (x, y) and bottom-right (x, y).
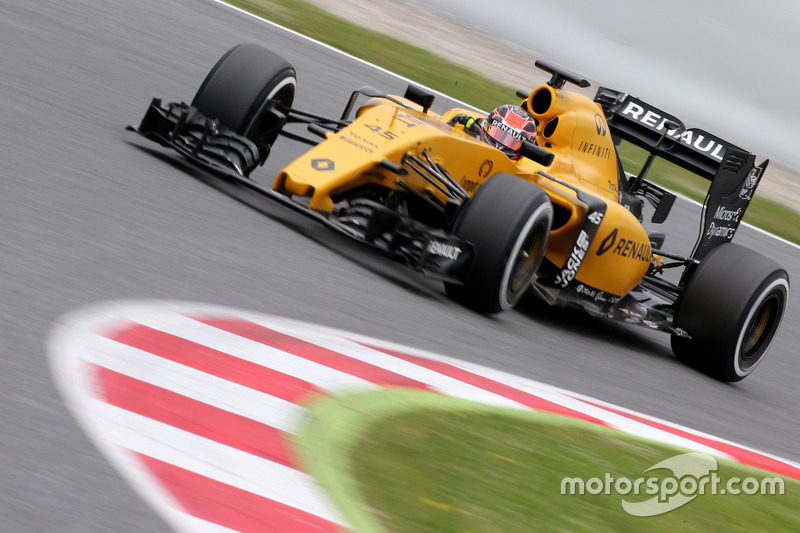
top-left (595, 87), bottom-right (745, 180)
top-left (594, 87), bottom-right (769, 260)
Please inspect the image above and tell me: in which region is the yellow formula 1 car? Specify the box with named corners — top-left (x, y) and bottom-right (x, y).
top-left (130, 43), bottom-right (788, 382)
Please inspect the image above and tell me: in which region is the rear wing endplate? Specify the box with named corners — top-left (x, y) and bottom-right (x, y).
top-left (692, 151), bottom-right (767, 260)
top-left (594, 87), bottom-right (769, 260)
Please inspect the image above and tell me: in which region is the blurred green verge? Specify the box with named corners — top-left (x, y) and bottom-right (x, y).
top-left (226, 0), bottom-right (800, 244)
top-left (297, 389), bottom-right (800, 533)
top-left (226, 0), bottom-right (513, 111)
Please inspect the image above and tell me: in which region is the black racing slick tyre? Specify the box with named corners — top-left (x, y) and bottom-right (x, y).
top-left (192, 43), bottom-right (296, 148)
top-left (445, 173), bottom-right (552, 313)
top-left (671, 243), bottom-right (789, 382)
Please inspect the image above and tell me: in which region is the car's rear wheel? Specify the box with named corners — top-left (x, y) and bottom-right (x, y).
top-left (445, 173), bottom-right (552, 313)
top-left (671, 243), bottom-right (789, 382)
top-left (192, 43), bottom-right (296, 148)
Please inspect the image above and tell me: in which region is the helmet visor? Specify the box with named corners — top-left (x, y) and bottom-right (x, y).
top-left (487, 124), bottom-right (524, 151)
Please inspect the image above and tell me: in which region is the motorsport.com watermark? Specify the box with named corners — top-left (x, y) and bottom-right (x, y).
top-left (560, 452), bottom-right (785, 517)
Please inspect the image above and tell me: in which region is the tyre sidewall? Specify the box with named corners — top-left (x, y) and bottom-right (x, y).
top-left (498, 201), bottom-right (552, 309)
top-left (730, 274), bottom-right (788, 378)
top-left (673, 243), bottom-right (789, 381)
top-left (452, 173), bottom-right (552, 312)
top-left (191, 43), bottom-right (296, 144)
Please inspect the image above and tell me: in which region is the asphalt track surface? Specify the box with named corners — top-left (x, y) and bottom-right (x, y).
top-left (2, 0), bottom-right (799, 531)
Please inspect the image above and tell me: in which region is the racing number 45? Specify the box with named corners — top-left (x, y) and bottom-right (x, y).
top-left (363, 124), bottom-right (398, 140)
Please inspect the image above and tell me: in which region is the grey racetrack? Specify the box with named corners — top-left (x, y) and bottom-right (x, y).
top-left (2, 1), bottom-right (798, 531)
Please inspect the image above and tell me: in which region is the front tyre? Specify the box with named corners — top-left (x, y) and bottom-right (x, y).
top-left (192, 43), bottom-right (296, 148)
top-left (671, 243), bottom-right (789, 382)
top-left (445, 173), bottom-right (552, 313)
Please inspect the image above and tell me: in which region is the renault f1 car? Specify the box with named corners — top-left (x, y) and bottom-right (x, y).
top-left (129, 43), bottom-right (789, 382)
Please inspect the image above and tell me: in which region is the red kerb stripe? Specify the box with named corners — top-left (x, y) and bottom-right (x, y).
top-left (358, 342), bottom-right (610, 426)
top-left (193, 317), bottom-right (433, 390)
top-left (133, 452), bottom-right (342, 533)
top-left (92, 364), bottom-right (296, 468)
top-left (579, 399), bottom-right (800, 480)
top-left (106, 322), bottom-right (319, 404)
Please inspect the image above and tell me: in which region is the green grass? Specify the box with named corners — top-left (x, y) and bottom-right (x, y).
top-left (298, 389), bottom-right (800, 533)
top-left (355, 409), bottom-right (800, 532)
top-left (228, 0), bottom-right (800, 244)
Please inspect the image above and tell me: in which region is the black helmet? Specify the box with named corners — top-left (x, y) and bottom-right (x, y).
top-left (484, 105), bottom-right (538, 159)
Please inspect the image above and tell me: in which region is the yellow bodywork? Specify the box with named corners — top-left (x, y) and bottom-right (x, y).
top-left (274, 85), bottom-right (653, 298)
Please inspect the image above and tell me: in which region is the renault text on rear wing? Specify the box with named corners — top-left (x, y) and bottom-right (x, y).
top-left (594, 87), bottom-right (745, 180)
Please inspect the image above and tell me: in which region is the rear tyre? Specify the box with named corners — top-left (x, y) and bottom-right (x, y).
top-left (445, 173), bottom-right (552, 313)
top-left (192, 43), bottom-right (296, 147)
top-left (671, 243), bottom-right (789, 382)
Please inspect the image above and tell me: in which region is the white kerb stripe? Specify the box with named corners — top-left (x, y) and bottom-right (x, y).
top-left (83, 336), bottom-right (307, 434)
top-left (91, 400), bottom-right (346, 525)
top-left (171, 513), bottom-right (243, 533)
top-left (121, 314), bottom-right (377, 392)
top-left (246, 319), bottom-right (526, 409)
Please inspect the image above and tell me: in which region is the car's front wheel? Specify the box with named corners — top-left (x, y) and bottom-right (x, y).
top-left (192, 43), bottom-right (296, 148)
top-left (671, 243), bottom-right (789, 382)
top-left (445, 173), bottom-right (552, 313)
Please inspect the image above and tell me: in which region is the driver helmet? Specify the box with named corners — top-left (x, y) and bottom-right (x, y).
top-left (484, 105), bottom-right (538, 159)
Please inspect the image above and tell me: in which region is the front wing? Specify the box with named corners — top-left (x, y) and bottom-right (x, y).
top-left (128, 98), bottom-right (475, 284)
